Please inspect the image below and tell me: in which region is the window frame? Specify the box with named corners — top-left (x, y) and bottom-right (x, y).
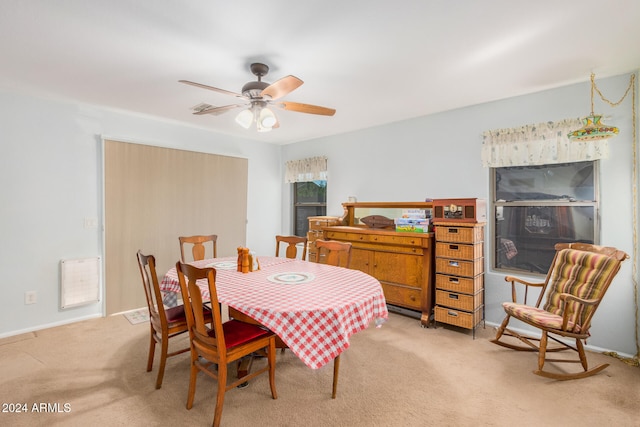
top-left (490, 161), bottom-right (600, 275)
top-left (293, 180), bottom-right (327, 237)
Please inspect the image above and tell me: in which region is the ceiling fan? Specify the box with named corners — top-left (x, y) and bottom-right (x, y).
top-left (179, 63), bottom-right (336, 132)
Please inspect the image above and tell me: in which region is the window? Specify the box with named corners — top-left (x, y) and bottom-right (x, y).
top-left (293, 180), bottom-right (326, 237)
top-left (285, 156), bottom-right (328, 237)
top-left (492, 161), bottom-right (599, 274)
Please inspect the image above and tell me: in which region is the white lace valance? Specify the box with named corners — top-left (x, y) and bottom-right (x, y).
top-left (481, 118), bottom-right (610, 167)
top-left (285, 156), bottom-right (328, 183)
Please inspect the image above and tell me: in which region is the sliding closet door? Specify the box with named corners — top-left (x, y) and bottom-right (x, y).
top-left (104, 139), bottom-right (248, 315)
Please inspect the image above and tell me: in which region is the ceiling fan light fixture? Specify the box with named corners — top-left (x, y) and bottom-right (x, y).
top-left (181, 62), bottom-right (335, 133)
top-left (235, 108), bottom-right (253, 129)
top-left (259, 107), bottom-right (277, 128)
top-left (256, 119), bottom-right (273, 132)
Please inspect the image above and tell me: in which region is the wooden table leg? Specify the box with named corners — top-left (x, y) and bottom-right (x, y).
top-left (236, 355), bottom-right (254, 388)
top-left (332, 355), bottom-right (340, 399)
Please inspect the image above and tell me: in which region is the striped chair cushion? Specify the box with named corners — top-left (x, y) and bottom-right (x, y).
top-left (502, 302), bottom-right (575, 331)
top-left (541, 248), bottom-right (619, 330)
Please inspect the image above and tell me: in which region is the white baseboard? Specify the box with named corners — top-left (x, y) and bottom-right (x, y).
top-left (484, 320), bottom-right (636, 360)
top-left (0, 313), bottom-right (103, 340)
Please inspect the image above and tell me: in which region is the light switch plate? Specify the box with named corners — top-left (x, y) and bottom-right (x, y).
top-left (25, 291), bottom-right (37, 304)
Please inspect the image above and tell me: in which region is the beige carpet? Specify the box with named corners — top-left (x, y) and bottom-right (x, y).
top-left (0, 313), bottom-right (639, 427)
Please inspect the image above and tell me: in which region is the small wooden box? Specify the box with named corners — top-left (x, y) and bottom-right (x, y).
top-left (307, 230), bottom-right (324, 242)
top-left (436, 257), bottom-right (484, 278)
top-left (435, 274), bottom-right (484, 294)
top-left (435, 306), bottom-right (483, 329)
top-left (433, 198), bottom-right (486, 223)
top-left (308, 216), bottom-right (342, 231)
top-left (436, 289), bottom-right (483, 311)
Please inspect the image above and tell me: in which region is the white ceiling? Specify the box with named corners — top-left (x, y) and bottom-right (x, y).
top-left (1, 1), bottom-right (639, 145)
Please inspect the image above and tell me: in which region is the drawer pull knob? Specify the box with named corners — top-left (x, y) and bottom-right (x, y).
top-left (448, 277), bottom-right (459, 283)
top-left (449, 244), bottom-right (458, 250)
top-left (448, 293), bottom-right (458, 300)
top-left (448, 311), bottom-right (458, 317)
top-left (410, 295), bottom-right (416, 301)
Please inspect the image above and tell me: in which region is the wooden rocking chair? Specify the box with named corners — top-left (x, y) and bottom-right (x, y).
top-left (491, 242), bottom-right (628, 380)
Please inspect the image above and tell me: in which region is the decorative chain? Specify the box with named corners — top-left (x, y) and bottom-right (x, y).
top-left (591, 72), bottom-right (635, 108)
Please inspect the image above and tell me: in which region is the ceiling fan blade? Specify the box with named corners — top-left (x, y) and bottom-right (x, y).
top-left (261, 75), bottom-right (303, 100)
top-left (193, 104), bottom-right (244, 116)
top-left (179, 80), bottom-right (246, 99)
top-left (277, 101), bottom-right (336, 116)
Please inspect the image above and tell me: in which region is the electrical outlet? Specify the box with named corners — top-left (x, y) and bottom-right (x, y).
top-left (25, 291), bottom-right (37, 304)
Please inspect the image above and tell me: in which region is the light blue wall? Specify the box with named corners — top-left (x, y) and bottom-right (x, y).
top-left (2, 73), bottom-right (638, 357)
top-left (282, 72), bottom-right (639, 356)
top-left (0, 91), bottom-right (282, 337)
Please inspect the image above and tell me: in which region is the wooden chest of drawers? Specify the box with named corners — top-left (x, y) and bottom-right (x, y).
top-left (323, 225), bottom-right (434, 327)
top-left (434, 222), bottom-right (485, 334)
top-left (321, 201), bottom-right (437, 327)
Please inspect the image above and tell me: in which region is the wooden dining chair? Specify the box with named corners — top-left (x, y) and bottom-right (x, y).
top-left (491, 242), bottom-right (628, 380)
top-left (179, 234), bottom-right (218, 262)
top-left (314, 239), bottom-right (352, 268)
top-left (176, 262), bottom-right (277, 427)
top-left (275, 235), bottom-right (308, 260)
top-left (136, 251), bottom-right (191, 389)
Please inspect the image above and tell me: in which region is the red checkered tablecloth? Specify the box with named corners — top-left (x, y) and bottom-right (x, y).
top-left (160, 256), bottom-right (388, 369)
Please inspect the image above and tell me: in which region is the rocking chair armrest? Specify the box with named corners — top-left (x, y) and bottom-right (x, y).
top-left (557, 293), bottom-right (598, 331)
top-left (504, 276), bottom-right (545, 287)
top-left (504, 276), bottom-right (545, 304)
top-left (559, 293), bottom-right (599, 307)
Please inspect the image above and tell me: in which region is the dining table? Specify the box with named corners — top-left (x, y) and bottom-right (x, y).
top-left (159, 256), bottom-right (388, 370)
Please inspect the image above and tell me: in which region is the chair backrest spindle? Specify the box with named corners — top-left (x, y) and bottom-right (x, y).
top-left (275, 235), bottom-right (308, 260)
top-left (179, 234), bottom-right (218, 262)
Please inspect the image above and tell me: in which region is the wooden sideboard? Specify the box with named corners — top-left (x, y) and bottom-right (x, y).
top-left (322, 201), bottom-right (435, 326)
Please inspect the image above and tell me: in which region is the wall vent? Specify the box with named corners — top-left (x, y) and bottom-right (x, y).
top-left (60, 257), bottom-right (101, 309)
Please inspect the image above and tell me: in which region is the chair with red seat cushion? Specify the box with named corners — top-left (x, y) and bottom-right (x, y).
top-left (136, 251), bottom-right (192, 389)
top-left (491, 242), bottom-right (628, 380)
top-left (176, 262), bottom-right (277, 427)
